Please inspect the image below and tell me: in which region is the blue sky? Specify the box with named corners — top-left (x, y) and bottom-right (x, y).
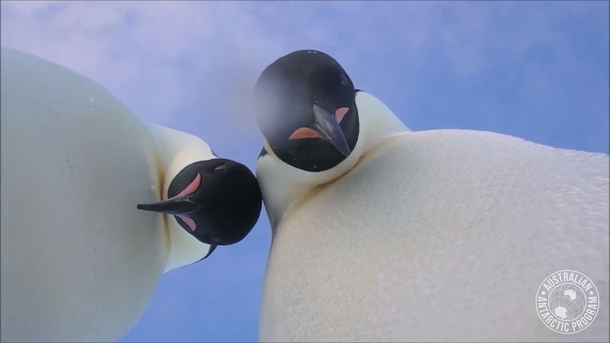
top-left (1, 1), bottom-right (608, 342)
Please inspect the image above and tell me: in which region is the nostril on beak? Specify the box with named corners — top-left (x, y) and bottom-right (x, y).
top-left (214, 163), bottom-right (227, 172)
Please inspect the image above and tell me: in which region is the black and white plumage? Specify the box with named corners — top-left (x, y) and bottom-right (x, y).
top-left (252, 49), bottom-right (609, 342)
top-left (1, 48), bottom-right (262, 342)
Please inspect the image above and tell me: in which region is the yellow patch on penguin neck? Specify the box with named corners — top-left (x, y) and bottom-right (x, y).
top-left (144, 122), bottom-right (216, 272)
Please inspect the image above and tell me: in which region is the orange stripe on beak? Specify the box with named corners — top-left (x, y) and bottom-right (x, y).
top-left (177, 215), bottom-right (197, 231)
top-left (335, 107), bottom-right (349, 123)
top-left (170, 173), bottom-right (202, 199)
top-left (288, 127), bottom-right (321, 140)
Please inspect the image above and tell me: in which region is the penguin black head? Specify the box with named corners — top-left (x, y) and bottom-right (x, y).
top-left (253, 49), bottom-right (360, 172)
top-left (137, 158), bottom-right (262, 247)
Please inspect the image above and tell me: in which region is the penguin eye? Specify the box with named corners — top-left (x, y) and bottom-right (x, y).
top-left (214, 163), bottom-right (227, 172)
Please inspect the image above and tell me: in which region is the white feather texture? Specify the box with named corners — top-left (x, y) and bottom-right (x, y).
top-left (1, 47), bottom-right (214, 341)
top-left (257, 92), bottom-right (610, 342)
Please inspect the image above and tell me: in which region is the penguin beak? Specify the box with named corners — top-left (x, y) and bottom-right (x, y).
top-left (136, 196), bottom-right (202, 215)
top-left (310, 103), bottom-right (351, 156)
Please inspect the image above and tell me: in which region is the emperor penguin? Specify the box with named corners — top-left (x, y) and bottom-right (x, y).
top-left (0, 47), bottom-right (262, 342)
top-left (252, 50), bottom-right (609, 342)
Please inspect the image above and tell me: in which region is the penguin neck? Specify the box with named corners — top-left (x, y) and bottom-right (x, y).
top-left (355, 91), bottom-right (410, 152)
top-left (256, 91), bottom-right (410, 231)
top-left (145, 122), bottom-right (216, 272)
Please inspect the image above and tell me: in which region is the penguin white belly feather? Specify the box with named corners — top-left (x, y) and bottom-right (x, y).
top-left (1, 48), bottom-right (167, 342)
top-left (260, 131), bottom-right (609, 342)
top-left (251, 50), bottom-right (609, 342)
top-left (1, 48), bottom-right (262, 342)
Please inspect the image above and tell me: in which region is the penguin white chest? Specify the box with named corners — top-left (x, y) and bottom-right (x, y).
top-left (1, 48), bottom-right (168, 342)
top-left (2, 47), bottom-right (264, 342)
top-left (251, 48), bottom-right (608, 342)
top-left (259, 132), bottom-right (609, 342)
